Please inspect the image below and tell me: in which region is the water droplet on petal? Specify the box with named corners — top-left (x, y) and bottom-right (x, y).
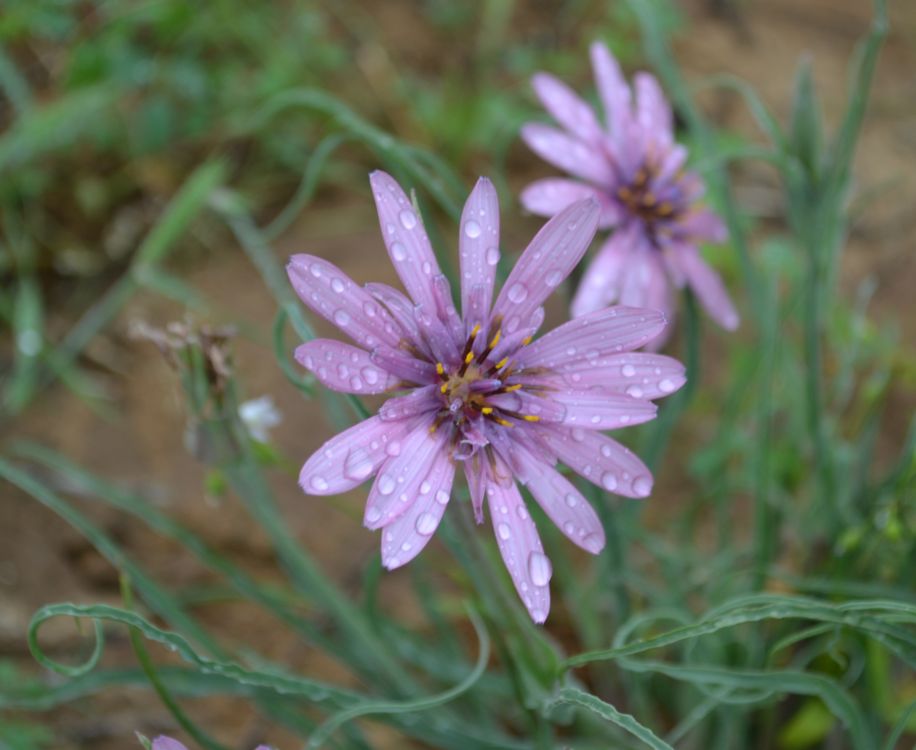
top-left (415, 512), bottom-right (438, 536)
top-left (310, 476), bottom-right (329, 491)
top-left (507, 283), bottom-right (528, 304)
top-left (530, 608), bottom-right (547, 623)
top-left (626, 385), bottom-right (644, 399)
top-left (486, 247), bottom-right (500, 266)
top-left (464, 219), bottom-right (481, 238)
top-left (366, 506), bottom-right (382, 524)
top-left (516, 504), bottom-right (529, 520)
top-left (420, 481), bottom-right (432, 495)
top-left (363, 302), bottom-right (377, 317)
top-left (399, 209), bottom-right (417, 229)
top-left (334, 310), bottom-right (351, 326)
top-left (350, 376), bottom-right (363, 391)
top-left (601, 472), bottom-right (618, 491)
top-left (362, 367), bottom-right (380, 385)
top-left (436, 490), bottom-right (450, 505)
top-left (386, 441), bottom-right (401, 457)
top-left (622, 364), bottom-right (636, 377)
top-left (571, 428), bottom-right (585, 442)
top-left (497, 522), bottom-right (511, 540)
top-left (600, 444), bottom-right (613, 458)
top-left (309, 264), bottom-right (322, 278)
top-left (344, 449), bottom-right (374, 481)
top-left (582, 533), bottom-right (604, 553)
top-left (590, 415), bottom-right (601, 424)
top-left (545, 270), bottom-right (563, 287)
top-left (378, 474), bottom-right (396, 495)
top-left (391, 242), bottom-right (407, 261)
top-left (632, 475), bottom-right (652, 497)
top-left (564, 493), bottom-right (578, 508)
top-left (528, 552), bottom-right (552, 586)
top-left (331, 278), bottom-right (345, 293)
top-left (659, 378), bottom-right (676, 393)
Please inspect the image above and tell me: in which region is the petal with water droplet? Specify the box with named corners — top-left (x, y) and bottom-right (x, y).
top-left (295, 340), bottom-right (400, 394)
top-left (520, 123), bottom-right (613, 186)
top-left (532, 72), bottom-right (605, 146)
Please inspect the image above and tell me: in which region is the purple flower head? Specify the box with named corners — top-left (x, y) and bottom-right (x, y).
top-left (287, 171), bottom-right (684, 623)
top-left (521, 42), bottom-right (739, 345)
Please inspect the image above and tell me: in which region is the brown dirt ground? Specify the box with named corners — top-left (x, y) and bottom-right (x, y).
top-left (2, 0), bottom-right (914, 747)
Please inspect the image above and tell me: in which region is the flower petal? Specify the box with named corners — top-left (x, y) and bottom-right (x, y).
top-left (491, 198), bottom-right (600, 331)
top-left (364, 424), bottom-right (448, 529)
top-left (527, 352), bottom-right (686, 399)
top-left (509, 442), bottom-right (604, 554)
top-left (369, 170), bottom-right (446, 312)
top-left (380, 448), bottom-right (456, 570)
top-left (551, 391), bottom-right (657, 429)
top-left (678, 245), bottom-right (740, 331)
top-left (634, 72), bottom-right (673, 142)
top-left (295, 339), bottom-right (399, 394)
top-left (570, 226), bottom-right (637, 317)
top-left (459, 178), bottom-right (500, 334)
top-left (152, 739), bottom-right (189, 750)
top-left (520, 124), bottom-right (614, 186)
top-left (520, 178), bottom-right (618, 228)
top-left (466, 454), bottom-right (487, 523)
top-left (299, 415), bottom-right (418, 496)
top-left (590, 42), bottom-right (632, 140)
top-left (518, 305), bottom-right (668, 369)
top-left (365, 282), bottom-right (421, 343)
top-left (287, 255), bottom-right (401, 350)
top-left (543, 427), bottom-right (654, 498)
top-left (617, 245), bottom-right (671, 313)
top-left (486, 477), bottom-right (551, 623)
top-left (379, 384), bottom-right (439, 421)
top-left (370, 345), bottom-right (437, 385)
top-left (532, 72), bottom-right (604, 145)
top-left (677, 209), bottom-right (728, 244)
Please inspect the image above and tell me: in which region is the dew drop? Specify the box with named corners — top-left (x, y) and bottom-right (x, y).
top-left (659, 378), bottom-right (676, 393)
top-left (633, 475), bottom-right (652, 497)
top-left (571, 427), bottom-right (586, 442)
top-left (600, 444), bottom-right (613, 458)
top-left (386, 441), bottom-right (401, 457)
top-left (528, 552), bottom-right (552, 586)
top-left (464, 219), bottom-right (481, 238)
top-left (350, 376), bottom-right (363, 391)
top-left (399, 209), bottom-right (417, 229)
top-left (309, 264), bottom-right (322, 278)
top-left (505, 316), bottom-right (520, 333)
top-left (590, 415), bottom-right (602, 424)
top-left (507, 283), bottom-right (528, 304)
top-left (333, 310), bottom-right (351, 326)
top-left (622, 364), bottom-right (636, 377)
top-left (415, 512), bottom-right (438, 535)
top-left (530, 608), bottom-right (546, 623)
top-left (582, 533), bottom-right (604, 554)
top-left (486, 247), bottom-right (500, 266)
top-left (563, 521), bottom-right (575, 535)
top-left (344, 449), bottom-right (374, 481)
top-left (391, 242), bottom-right (407, 261)
top-left (564, 493), bottom-right (578, 508)
top-left (436, 490), bottom-right (450, 505)
top-left (378, 474), bottom-right (396, 495)
top-left (363, 302), bottom-right (377, 317)
top-left (516, 504), bottom-right (529, 521)
top-left (626, 385), bottom-right (644, 399)
top-left (420, 481), bottom-right (432, 495)
top-left (362, 367), bottom-right (380, 385)
top-left (331, 277), bottom-right (345, 293)
top-left (497, 522), bottom-right (511, 540)
top-left (310, 476), bottom-right (329, 491)
top-left (545, 270), bottom-right (563, 287)
top-left (601, 472), bottom-right (618, 491)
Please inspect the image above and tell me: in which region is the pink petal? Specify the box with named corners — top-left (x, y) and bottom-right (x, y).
top-left (544, 427), bottom-right (654, 499)
top-left (152, 738), bottom-right (189, 750)
top-left (617, 245), bottom-right (671, 313)
top-left (379, 385), bottom-right (439, 421)
top-left (287, 255), bottom-right (402, 351)
top-left (459, 178), bottom-right (500, 334)
top-left (570, 227), bottom-right (638, 317)
top-left (550, 391), bottom-right (657, 430)
top-left (678, 209), bottom-right (728, 244)
top-left (370, 345), bottom-right (437, 385)
top-left (299, 415), bottom-right (418, 496)
top-left (380, 448), bottom-right (456, 569)
top-left (634, 72), bottom-right (673, 142)
top-left (531, 72), bottom-right (604, 145)
top-left (520, 123), bottom-right (614, 186)
top-left (509, 442), bottom-right (605, 554)
top-left (491, 199), bottom-right (600, 331)
top-left (369, 171), bottom-right (447, 313)
top-left (517, 305), bottom-right (668, 369)
top-left (590, 42), bottom-right (632, 141)
top-left (678, 245), bottom-right (740, 331)
top-left (295, 340), bottom-right (399, 394)
top-left (486, 478), bottom-right (551, 623)
top-left (363, 424), bottom-right (448, 529)
top-left (534, 352), bottom-right (686, 399)
top-left (487, 390), bottom-right (567, 423)
top-left (465, 455), bottom-right (487, 523)
top-left (365, 282), bottom-right (421, 343)
top-left (520, 178), bottom-right (618, 228)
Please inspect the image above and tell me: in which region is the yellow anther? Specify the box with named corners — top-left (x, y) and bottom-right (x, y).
top-left (481, 406), bottom-right (494, 415)
top-left (521, 336), bottom-right (533, 346)
top-left (470, 323), bottom-right (481, 338)
top-left (522, 415), bottom-right (540, 422)
top-left (642, 192), bottom-right (657, 207)
top-left (435, 362), bottom-right (445, 376)
top-left (494, 417), bottom-right (514, 427)
top-left (494, 356), bottom-right (509, 371)
top-left (440, 383), bottom-right (448, 394)
top-left (617, 187), bottom-right (632, 201)
top-left (464, 350), bottom-right (475, 365)
top-left (635, 168), bottom-right (648, 185)
top-left (504, 383), bottom-right (522, 392)
top-left (658, 201), bottom-right (673, 216)
top-left (488, 329), bottom-right (501, 349)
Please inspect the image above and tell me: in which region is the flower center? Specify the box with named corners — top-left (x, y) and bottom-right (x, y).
top-left (615, 164), bottom-right (680, 236)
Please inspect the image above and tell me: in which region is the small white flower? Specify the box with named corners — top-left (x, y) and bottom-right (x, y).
top-left (239, 395), bottom-right (282, 442)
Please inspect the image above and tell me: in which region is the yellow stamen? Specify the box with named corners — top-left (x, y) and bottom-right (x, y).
top-left (470, 323), bottom-right (481, 338)
top-left (494, 417), bottom-right (514, 427)
top-left (504, 384), bottom-right (522, 392)
top-left (464, 350), bottom-right (474, 365)
top-left (642, 192), bottom-right (657, 207)
top-left (481, 406), bottom-right (494, 415)
top-left (617, 187), bottom-right (632, 201)
top-left (522, 415), bottom-right (540, 422)
top-left (488, 329), bottom-right (501, 349)
top-left (435, 362), bottom-right (445, 376)
top-left (658, 202), bottom-right (673, 216)
top-left (521, 336), bottom-right (533, 346)
top-left (440, 383), bottom-right (448, 394)
top-left (494, 356), bottom-right (509, 371)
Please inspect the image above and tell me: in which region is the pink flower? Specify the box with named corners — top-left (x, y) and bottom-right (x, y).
top-left (149, 738), bottom-right (271, 750)
top-left (287, 171), bottom-right (684, 623)
top-left (521, 42), bottom-right (739, 345)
